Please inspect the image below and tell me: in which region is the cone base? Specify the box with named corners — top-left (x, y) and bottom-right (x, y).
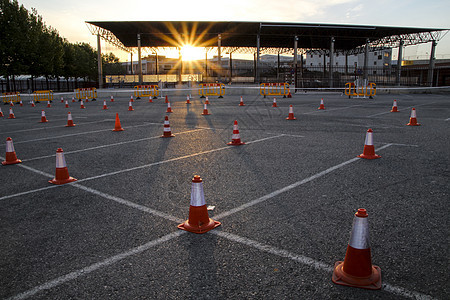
top-left (103, 107), bottom-right (108, 110)
top-left (177, 218), bottom-right (221, 234)
top-left (286, 117), bottom-right (296, 120)
top-left (49, 177), bottom-right (77, 185)
top-left (358, 153), bottom-right (381, 159)
top-left (332, 261), bottom-right (381, 290)
top-left (2, 159), bottom-right (22, 165)
top-left (239, 103), bottom-right (245, 106)
top-left (128, 108), bottom-right (134, 111)
top-left (113, 128), bottom-right (124, 132)
top-left (9, 115), bottom-right (15, 119)
top-left (65, 124), bottom-right (76, 127)
top-left (272, 104), bottom-right (278, 107)
top-left (318, 106), bottom-right (325, 110)
top-left (227, 141), bottom-right (245, 146)
top-left (166, 110), bottom-right (172, 113)
top-left (406, 123), bottom-right (421, 126)
top-left (391, 108), bottom-right (398, 112)
top-left (202, 112), bottom-right (210, 115)
top-left (160, 133), bottom-right (175, 138)
top-left (40, 120), bottom-right (48, 123)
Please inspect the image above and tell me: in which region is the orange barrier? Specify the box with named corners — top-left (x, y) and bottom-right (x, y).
top-left (75, 88), bottom-right (97, 100)
top-left (344, 80), bottom-right (376, 99)
top-left (260, 82), bottom-right (290, 98)
top-left (199, 83), bottom-right (225, 98)
top-left (33, 90), bottom-right (54, 102)
top-left (134, 85), bottom-right (159, 99)
top-left (2, 92), bottom-right (21, 104)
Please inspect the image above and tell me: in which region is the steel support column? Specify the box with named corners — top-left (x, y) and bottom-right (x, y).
top-left (218, 34), bottom-right (222, 82)
top-left (397, 40), bottom-right (404, 86)
top-left (294, 36), bottom-right (298, 90)
top-left (329, 37), bottom-right (334, 88)
top-left (97, 34), bottom-right (103, 88)
top-left (256, 32), bottom-right (260, 83)
top-left (428, 40), bottom-right (437, 87)
top-left (363, 39), bottom-right (369, 81)
top-left (137, 34), bottom-right (143, 85)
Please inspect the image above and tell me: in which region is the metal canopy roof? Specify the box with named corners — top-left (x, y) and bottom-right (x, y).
top-left (86, 21), bottom-right (447, 53)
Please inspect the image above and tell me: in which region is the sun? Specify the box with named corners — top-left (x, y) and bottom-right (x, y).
top-left (180, 45), bottom-right (204, 61)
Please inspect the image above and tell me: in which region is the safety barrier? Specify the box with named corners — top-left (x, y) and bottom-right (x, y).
top-left (260, 83), bottom-right (290, 98)
top-left (2, 92), bottom-right (21, 104)
top-left (33, 90), bottom-right (54, 102)
top-left (345, 80), bottom-right (376, 98)
top-left (75, 87), bottom-right (97, 100)
top-left (134, 85), bottom-right (159, 99)
top-left (198, 83), bottom-right (225, 98)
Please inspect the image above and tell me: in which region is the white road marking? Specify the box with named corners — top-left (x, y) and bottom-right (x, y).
top-left (365, 102), bottom-right (437, 118)
top-left (0, 120), bottom-right (111, 135)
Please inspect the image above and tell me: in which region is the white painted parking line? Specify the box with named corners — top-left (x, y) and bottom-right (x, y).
top-left (445, 118), bottom-right (450, 121)
top-left (6, 231), bottom-right (186, 300)
top-left (21, 128), bottom-right (208, 162)
top-left (0, 119), bottom-right (111, 135)
top-left (301, 104), bottom-right (365, 115)
top-left (211, 231), bottom-right (436, 300)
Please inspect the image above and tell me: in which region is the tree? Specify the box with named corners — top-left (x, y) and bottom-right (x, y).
top-left (103, 52), bottom-right (126, 75)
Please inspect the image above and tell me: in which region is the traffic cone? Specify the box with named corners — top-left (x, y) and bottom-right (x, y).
top-left (65, 112), bottom-right (75, 127)
top-left (318, 98), bottom-right (325, 110)
top-left (332, 208), bottom-right (381, 290)
top-left (358, 129), bottom-right (381, 159)
top-left (239, 96), bottom-right (245, 106)
top-left (177, 175), bottom-right (221, 234)
top-left (47, 101), bottom-right (51, 108)
top-left (80, 100), bottom-right (85, 109)
top-left (407, 108), bottom-right (420, 126)
top-left (286, 105), bottom-right (296, 120)
top-left (61, 97), bottom-right (64, 103)
top-left (160, 115), bottom-right (175, 138)
top-left (9, 100), bottom-right (14, 106)
top-left (103, 100), bottom-right (108, 110)
top-left (112, 113), bottom-right (124, 131)
top-left (31, 100), bottom-right (35, 107)
top-left (110, 95), bottom-right (114, 102)
top-left (85, 96), bottom-right (89, 102)
top-left (287, 91), bottom-right (292, 98)
top-left (48, 148), bottom-right (77, 185)
top-left (186, 95), bottom-right (190, 104)
top-left (65, 100), bottom-right (69, 108)
top-left (130, 95), bottom-right (134, 102)
top-left (8, 107), bottom-right (15, 119)
top-left (202, 103), bottom-right (210, 115)
top-left (19, 100), bottom-right (23, 107)
top-left (40, 110), bottom-right (48, 123)
top-left (272, 98), bottom-right (278, 107)
top-left (148, 96), bottom-right (153, 103)
top-left (227, 120), bottom-right (245, 146)
top-left (391, 99), bottom-right (398, 112)
top-left (166, 102), bottom-right (173, 113)
top-left (2, 137), bottom-right (22, 165)
top-left (205, 96), bottom-right (210, 104)
top-left (0, 107), bottom-right (3, 117)
top-left (165, 95), bottom-right (168, 103)
top-left (72, 96), bottom-right (76, 103)
top-left (128, 101), bottom-right (134, 111)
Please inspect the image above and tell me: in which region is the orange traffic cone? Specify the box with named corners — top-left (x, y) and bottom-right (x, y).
top-left (166, 102), bottom-right (173, 113)
top-left (160, 115), bottom-right (175, 138)
top-left (65, 100), bottom-right (69, 108)
top-left (31, 100), bottom-right (35, 107)
top-left (287, 91), bottom-right (292, 98)
top-left (165, 95), bottom-right (168, 103)
top-left (272, 98), bottom-right (278, 107)
top-left (358, 129), bottom-right (381, 159)
top-left (112, 113), bottom-right (124, 131)
top-left (8, 107), bottom-right (15, 119)
top-left (48, 148), bottom-right (77, 185)
top-left (19, 100), bottom-right (23, 107)
top-left (85, 96), bottom-right (89, 103)
top-left (65, 112), bottom-right (75, 127)
top-left (9, 100), bottom-right (14, 106)
top-left (227, 120), bottom-right (245, 146)
top-left (332, 208), bottom-right (381, 290)
top-left (148, 96), bottom-right (153, 103)
top-left (391, 99), bottom-right (398, 112)
top-left (177, 175), bottom-right (221, 233)
top-left (186, 95), bottom-right (191, 104)
top-left (40, 110), bottom-right (48, 123)
top-left (0, 107), bottom-right (3, 117)
top-left (202, 103), bottom-right (210, 115)
top-left (72, 96), bottom-right (76, 103)
top-left (128, 101), bottom-right (134, 111)
top-left (2, 137), bottom-right (22, 165)
top-left (286, 105), bottom-right (296, 120)
top-left (61, 97), bottom-right (64, 103)
top-left (407, 108), bottom-right (420, 126)
top-left (80, 100), bottom-right (85, 109)
top-left (318, 98), bottom-right (325, 110)
top-left (239, 96), bottom-right (245, 106)
top-left (205, 96), bottom-right (210, 104)
top-left (103, 100), bottom-right (108, 110)
top-left (110, 95), bottom-right (114, 102)
top-left (130, 95), bottom-right (134, 102)
top-left (47, 101), bottom-right (51, 108)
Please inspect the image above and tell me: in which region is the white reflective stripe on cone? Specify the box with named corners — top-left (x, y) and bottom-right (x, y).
top-left (289, 106), bottom-right (294, 113)
top-left (55, 152), bottom-right (67, 168)
top-left (6, 140), bottom-right (14, 152)
top-left (348, 217), bottom-right (370, 249)
top-left (163, 127), bottom-right (171, 132)
top-left (232, 133), bottom-right (240, 139)
top-left (10, 108), bottom-right (13, 113)
top-left (68, 113), bottom-right (73, 120)
top-left (411, 109), bottom-right (417, 118)
top-left (365, 131), bottom-right (373, 146)
top-left (190, 182), bottom-right (206, 206)
top-left (41, 111), bottom-right (46, 116)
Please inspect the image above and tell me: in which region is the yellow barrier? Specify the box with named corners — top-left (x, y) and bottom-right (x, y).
top-left (260, 83), bottom-right (290, 98)
top-left (198, 83), bottom-right (225, 98)
top-left (75, 87), bottom-right (97, 100)
top-left (344, 81), bottom-right (376, 99)
top-left (134, 85), bottom-right (159, 99)
top-left (33, 90), bottom-right (54, 102)
top-left (2, 92), bottom-right (21, 104)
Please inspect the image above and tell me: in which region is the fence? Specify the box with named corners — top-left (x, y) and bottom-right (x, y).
top-left (134, 85), bottom-right (159, 99)
top-left (198, 83), bottom-right (225, 98)
top-left (75, 88), bottom-right (97, 100)
top-left (33, 90), bottom-right (54, 102)
top-left (260, 83), bottom-right (290, 97)
top-left (2, 92), bottom-right (21, 104)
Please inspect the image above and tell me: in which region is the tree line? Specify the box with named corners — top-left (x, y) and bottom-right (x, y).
top-left (0, 0), bottom-right (124, 92)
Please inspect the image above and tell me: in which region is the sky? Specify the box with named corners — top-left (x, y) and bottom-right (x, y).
top-left (17, 0), bottom-right (450, 62)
